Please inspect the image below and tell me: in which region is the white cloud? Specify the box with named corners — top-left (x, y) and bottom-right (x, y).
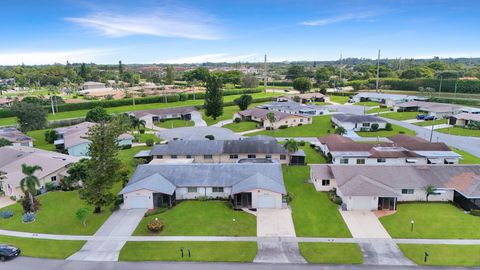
top-left (66, 9), bottom-right (221, 40)
top-left (161, 53), bottom-right (258, 64)
top-left (0, 48), bottom-right (115, 65)
top-left (302, 12), bottom-right (376, 26)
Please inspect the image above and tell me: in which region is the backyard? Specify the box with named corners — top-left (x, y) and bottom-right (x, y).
top-left (380, 203), bottom-right (480, 239)
top-left (132, 200), bottom-right (256, 236)
top-left (356, 124), bottom-right (416, 137)
top-left (298, 144), bottom-right (327, 164)
top-left (223, 121), bottom-right (258, 132)
top-left (27, 129), bottom-right (56, 151)
top-left (366, 107), bottom-right (392, 114)
top-left (283, 166), bottom-right (351, 237)
top-left (299, 243), bottom-right (363, 264)
top-left (119, 241), bottom-right (257, 262)
top-left (399, 244), bottom-right (480, 267)
top-left (0, 235), bottom-right (85, 259)
top-left (249, 116), bottom-right (333, 137)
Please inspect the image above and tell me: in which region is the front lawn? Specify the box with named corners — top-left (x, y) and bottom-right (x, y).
top-left (283, 166), bottom-right (351, 237)
top-left (0, 236), bottom-right (84, 259)
top-left (223, 121), bottom-right (258, 132)
top-left (133, 200), bottom-right (256, 236)
top-left (367, 107), bottom-right (392, 114)
top-left (155, 119), bottom-right (194, 129)
top-left (119, 241), bottom-right (257, 262)
top-left (380, 203), bottom-right (480, 239)
top-left (299, 243), bottom-right (363, 264)
top-left (452, 148), bottom-right (480, 164)
top-left (398, 244), bottom-right (480, 267)
top-left (202, 105), bottom-right (240, 126)
top-left (329, 95), bottom-right (350, 104)
top-left (414, 119), bottom-right (447, 127)
top-left (381, 111), bottom-right (420, 121)
top-left (249, 116), bottom-right (333, 137)
top-left (27, 129), bottom-right (56, 151)
top-left (136, 133), bottom-right (161, 143)
top-left (0, 191), bottom-right (112, 235)
top-left (355, 101), bottom-right (379, 107)
top-left (436, 126), bottom-right (480, 137)
top-left (356, 124), bottom-right (416, 137)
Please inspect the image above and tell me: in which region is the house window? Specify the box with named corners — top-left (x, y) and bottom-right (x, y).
top-left (156, 155), bottom-right (163, 159)
top-left (265, 154), bottom-right (272, 159)
top-left (321, 179), bottom-right (330, 186)
top-left (212, 187), bottom-right (224, 193)
top-left (362, 123), bottom-right (370, 127)
top-left (300, 119), bottom-right (303, 122)
top-left (356, 159), bottom-right (365, 165)
top-left (204, 155), bottom-right (213, 159)
top-left (187, 187), bottom-right (197, 193)
top-left (377, 158), bottom-right (386, 163)
top-left (280, 154), bottom-right (286, 160)
top-left (401, 189), bottom-right (414, 194)
top-left (186, 155), bottom-right (192, 159)
top-left (248, 154), bottom-right (256, 158)
top-left (230, 154), bottom-right (238, 159)
top-left (171, 155), bottom-right (177, 159)
top-left (340, 158), bottom-right (349, 164)
top-left (51, 176), bottom-right (57, 182)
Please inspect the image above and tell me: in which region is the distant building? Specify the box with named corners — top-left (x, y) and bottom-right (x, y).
top-left (277, 93), bottom-right (329, 103)
top-left (393, 101), bottom-right (463, 118)
top-left (331, 114), bottom-right (387, 131)
top-left (128, 107), bottom-right (197, 128)
top-left (449, 113), bottom-right (480, 127)
top-left (82, 81), bottom-right (105, 90)
top-left (350, 92), bottom-right (421, 107)
top-left (235, 108), bottom-right (312, 129)
top-left (0, 127), bottom-right (33, 147)
top-left (257, 101), bottom-right (329, 116)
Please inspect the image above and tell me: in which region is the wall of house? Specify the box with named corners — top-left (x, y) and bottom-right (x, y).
top-left (68, 142), bottom-right (90, 157)
top-left (123, 189), bottom-right (155, 209)
top-left (264, 116), bottom-right (311, 129)
top-left (11, 141), bottom-right (33, 147)
top-left (331, 157), bottom-right (428, 165)
top-left (154, 153), bottom-right (288, 164)
top-left (175, 187), bottom-right (232, 200)
top-left (312, 178), bottom-right (337, 191)
top-left (118, 138), bottom-right (133, 147)
top-left (396, 189), bottom-right (454, 202)
top-left (250, 188), bottom-right (283, 209)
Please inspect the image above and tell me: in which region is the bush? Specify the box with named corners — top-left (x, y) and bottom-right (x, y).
top-left (370, 123), bottom-right (379, 131)
top-left (120, 144), bottom-right (132, 150)
top-left (145, 139), bottom-right (154, 146)
top-left (21, 196), bottom-right (40, 213)
top-left (147, 218), bottom-right (165, 233)
top-left (327, 189), bottom-right (343, 205)
top-left (110, 197), bottom-right (123, 212)
top-left (234, 117), bottom-right (241, 123)
top-left (205, 135), bottom-right (215, 140)
top-left (0, 210), bottom-right (14, 219)
top-left (385, 123), bottom-right (393, 131)
top-left (139, 128), bottom-right (146, 134)
top-left (293, 77), bottom-right (312, 93)
top-left (144, 208), bottom-right (168, 217)
top-left (279, 125), bottom-right (288, 129)
top-left (44, 130), bottom-right (58, 144)
top-left (284, 192), bottom-right (294, 203)
top-left (471, 209), bottom-right (480, 217)
top-left (45, 182), bottom-right (58, 192)
top-left (22, 212), bottom-right (36, 223)
top-left (266, 127), bottom-right (273, 130)
top-left (298, 141), bottom-right (306, 146)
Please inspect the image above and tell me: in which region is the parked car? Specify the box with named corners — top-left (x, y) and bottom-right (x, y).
top-left (416, 114), bottom-right (427, 120)
top-left (424, 115), bottom-right (437, 121)
top-left (0, 245), bottom-right (20, 261)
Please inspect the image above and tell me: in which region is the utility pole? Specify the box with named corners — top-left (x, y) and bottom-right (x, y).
top-left (375, 49), bottom-right (381, 93)
top-left (50, 94), bottom-right (55, 115)
top-left (264, 54), bottom-right (267, 93)
top-left (339, 53), bottom-right (343, 84)
top-left (438, 76), bottom-right (443, 97)
top-left (454, 80), bottom-right (458, 97)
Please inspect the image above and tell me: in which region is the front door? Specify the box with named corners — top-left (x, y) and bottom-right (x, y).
top-left (378, 197), bottom-right (396, 210)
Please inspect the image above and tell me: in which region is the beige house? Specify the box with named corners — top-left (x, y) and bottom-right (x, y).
top-left (0, 127), bottom-right (33, 147)
top-left (277, 93), bottom-right (329, 103)
top-left (449, 113), bottom-right (480, 127)
top-left (235, 108), bottom-right (311, 129)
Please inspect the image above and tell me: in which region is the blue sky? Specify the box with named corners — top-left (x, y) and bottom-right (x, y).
top-left (1, 0), bottom-right (480, 64)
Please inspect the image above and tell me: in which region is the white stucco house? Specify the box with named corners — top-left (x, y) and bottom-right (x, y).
top-left (128, 107), bottom-right (196, 129)
top-left (331, 114), bottom-right (387, 131)
top-left (0, 127), bottom-right (33, 147)
top-left (235, 108), bottom-right (311, 129)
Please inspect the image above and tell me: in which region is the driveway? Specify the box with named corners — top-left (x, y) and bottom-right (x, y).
top-left (255, 208), bottom-right (306, 264)
top-left (0, 196), bottom-right (16, 208)
top-left (190, 111), bottom-right (207, 127)
top-left (339, 210), bottom-right (390, 239)
top-left (68, 209), bottom-right (146, 261)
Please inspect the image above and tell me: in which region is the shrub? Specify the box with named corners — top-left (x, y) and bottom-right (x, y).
top-left (284, 192), bottom-right (294, 203)
top-left (110, 197), bottom-right (123, 212)
top-left (234, 117), bottom-right (241, 123)
top-left (370, 123), bottom-right (379, 131)
top-left (45, 182), bottom-right (58, 192)
top-left (471, 209), bottom-right (480, 217)
top-left (22, 212), bottom-right (36, 223)
top-left (327, 189), bottom-right (343, 205)
top-left (145, 139), bottom-right (154, 146)
top-left (0, 210), bottom-right (14, 219)
top-left (139, 128), bottom-right (146, 134)
top-left (279, 125), bottom-right (288, 129)
top-left (399, 131), bottom-right (405, 134)
top-left (385, 123), bottom-right (393, 131)
top-left (44, 130), bottom-right (58, 144)
top-left (120, 144), bottom-right (132, 150)
top-left (144, 208), bottom-right (168, 217)
top-left (205, 135), bottom-right (215, 140)
top-left (147, 218), bottom-right (165, 233)
top-left (265, 127), bottom-right (273, 130)
top-left (21, 196), bottom-right (40, 213)
top-left (298, 141), bottom-right (306, 146)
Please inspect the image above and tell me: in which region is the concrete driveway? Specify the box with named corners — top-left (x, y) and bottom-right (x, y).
top-left (339, 210), bottom-right (390, 239)
top-left (257, 208), bottom-right (296, 237)
top-left (190, 111), bottom-right (207, 127)
top-left (68, 209), bottom-right (146, 261)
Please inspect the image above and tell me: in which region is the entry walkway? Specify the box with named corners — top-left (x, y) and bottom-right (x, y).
top-left (67, 209), bottom-right (146, 262)
top-left (190, 111), bottom-right (207, 127)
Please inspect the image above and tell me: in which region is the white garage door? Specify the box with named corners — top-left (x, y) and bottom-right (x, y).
top-left (129, 196), bottom-right (149, 209)
top-left (349, 197), bottom-right (374, 210)
top-left (257, 195), bottom-right (275, 208)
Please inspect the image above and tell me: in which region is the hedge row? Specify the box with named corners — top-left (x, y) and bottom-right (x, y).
top-left (368, 78), bottom-right (480, 94)
top-left (266, 81), bottom-right (292, 87)
top-left (429, 97), bottom-right (480, 107)
top-left (194, 97), bottom-right (276, 110)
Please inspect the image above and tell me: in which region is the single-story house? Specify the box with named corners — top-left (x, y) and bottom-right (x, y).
top-left (82, 81), bottom-right (105, 90)
top-left (128, 107), bottom-right (196, 128)
top-left (331, 114), bottom-right (387, 131)
top-left (310, 164), bottom-right (480, 211)
top-left (257, 101), bottom-right (329, 116)
top-left (0, 127), bottom-right (33, 147)
top-left (54, 122), bottom-right (133, 157)
top-left (317, 134), bottom-right (461, 165)
top-left (235, 108), bottom-right (312, 129)
top-left (350, 93), bottom-right (421, 107)
top-left (0, 98), bottom-right (15, 107)
top-left (276, 93), bottom-right (329, 103)
top-left (137, 136), bottom-right (290, 164)
top-left (449, 113), bottom-right (480, 127)
top-left (119, 163), bottom-right (287, 210)
top-left (0, 146), bottom-right (80, 199)
top-left (393, 101), bottom-right (463, 118)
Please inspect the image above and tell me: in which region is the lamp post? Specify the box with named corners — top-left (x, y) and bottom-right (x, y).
top-left (411, 220), bottom-right (415, 232)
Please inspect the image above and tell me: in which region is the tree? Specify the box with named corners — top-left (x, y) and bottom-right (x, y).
top-left (62, 158), bottom-right (89, 190)
top-left (315, 67), bottom-right (331, 84)
top-left (79, 63), bottom-right (88, 80)
top-left (20, 164), bottom-right (42, 212)
top-left (234, 94), bottom-right (253, 110)
top-left (334, 126), bottom-right (347, 135)
top-left (222, 70), bottom-right (241, 86)
top-left (0, 138), bottom-right (12, 147)
top-left (293, 77), bottom-right (312, 93)
top-left (400, 67), bottom-right (435, 79)
top-left (85, 107), bottom-right (111, 123)
top-left (165, 66), bottom-right (175, 85)
top-left (118, 60), bottom-right (124, 76)
top-left (44, 130), bottom-right (58, 144)
top-left (286, 65), bottom-right (305, 80)
top-left (266, 112), bottom-right (276, 130)
top-left (11, 101), bottom-right (47, 132)
top-left (80, 121), bottom-right (123, 213)
top-left (204, 74), bottom-right (223, 120)
top-left (76, 208), bottom-right (90, 227)
top-left (424, 185), bottom-right (436, 202)
top-left (240, 74), bottom-right (259, 88)
top-left (283, 139), bottom-right (298, 167)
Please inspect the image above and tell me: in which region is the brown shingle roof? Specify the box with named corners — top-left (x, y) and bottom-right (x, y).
top-left (388, 134), bottom-right (451, 151)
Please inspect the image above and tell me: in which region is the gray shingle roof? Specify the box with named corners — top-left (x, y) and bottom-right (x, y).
top-left (130, 106), bottom-right (196, 118)
top-left (332, 114), bottom-right (386, 123)
top-left (232, 173), bottom-right (286, 194)
top-left (0, 127), bottom-right (32, 144)
top-left (122, 163), bottom-right (286, 195)
top-left (119, 173), bottom-right (176, 195)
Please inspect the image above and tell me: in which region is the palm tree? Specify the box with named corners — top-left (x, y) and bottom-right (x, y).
top-left (20, 164), bottom-right (42, 210)
top-left (129, 116), bottom-right (146, 140)
top-left (424, 185), bottom-right (436, 202)
top-left (283, 139), bottom-right (298, 168)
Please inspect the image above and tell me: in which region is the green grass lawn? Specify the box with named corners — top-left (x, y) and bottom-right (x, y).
top-left (155, 119), bottom-right (194, 129)
top-left (381, 111), bottom-right (420, 121)
top-left (136, 133), bottom-right (161, 143)
top-left (452, 148), bottom-right (480, 164)
top-left (0, 191), bottom-right (112, 235)
top-left (133, 200), bottom-right (256, 236)
top-left (398, 244), bottom-right (480, 267)
top-left (314, 102), bottom-right (332, 106)
top-left (202, 105), bottom-right (240, 126)
top-left (283, 166), bottom-right (351, 237)
top-left (380, 203), bottom-right (480, 239)
top-left (0, 235), bottom-right (85, 259)
top-left (366, 107), bottom-right (392, 114)
top-left (249, 116), bottom-right (333, 137)
top-left (299, 243), bottom-right (363, 264)
top-left (356, 124), bottom-right (416, 137)
top-left (299, 144), bottom-right (326, 164)
top-left (414, 119), bottom-right (448, 127)
top-left (436, 126), bottom-right (480, 137)
top-left (27, 129), bottom-right (56, 151)
top-left (329, 95), bottom-right (350, 104)
top-left (119, 241), bottom-right (257, 262)
top-left (355, 101), bottom-right (380, 107)
top-left (223, 121), bottom-right (258, 132)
